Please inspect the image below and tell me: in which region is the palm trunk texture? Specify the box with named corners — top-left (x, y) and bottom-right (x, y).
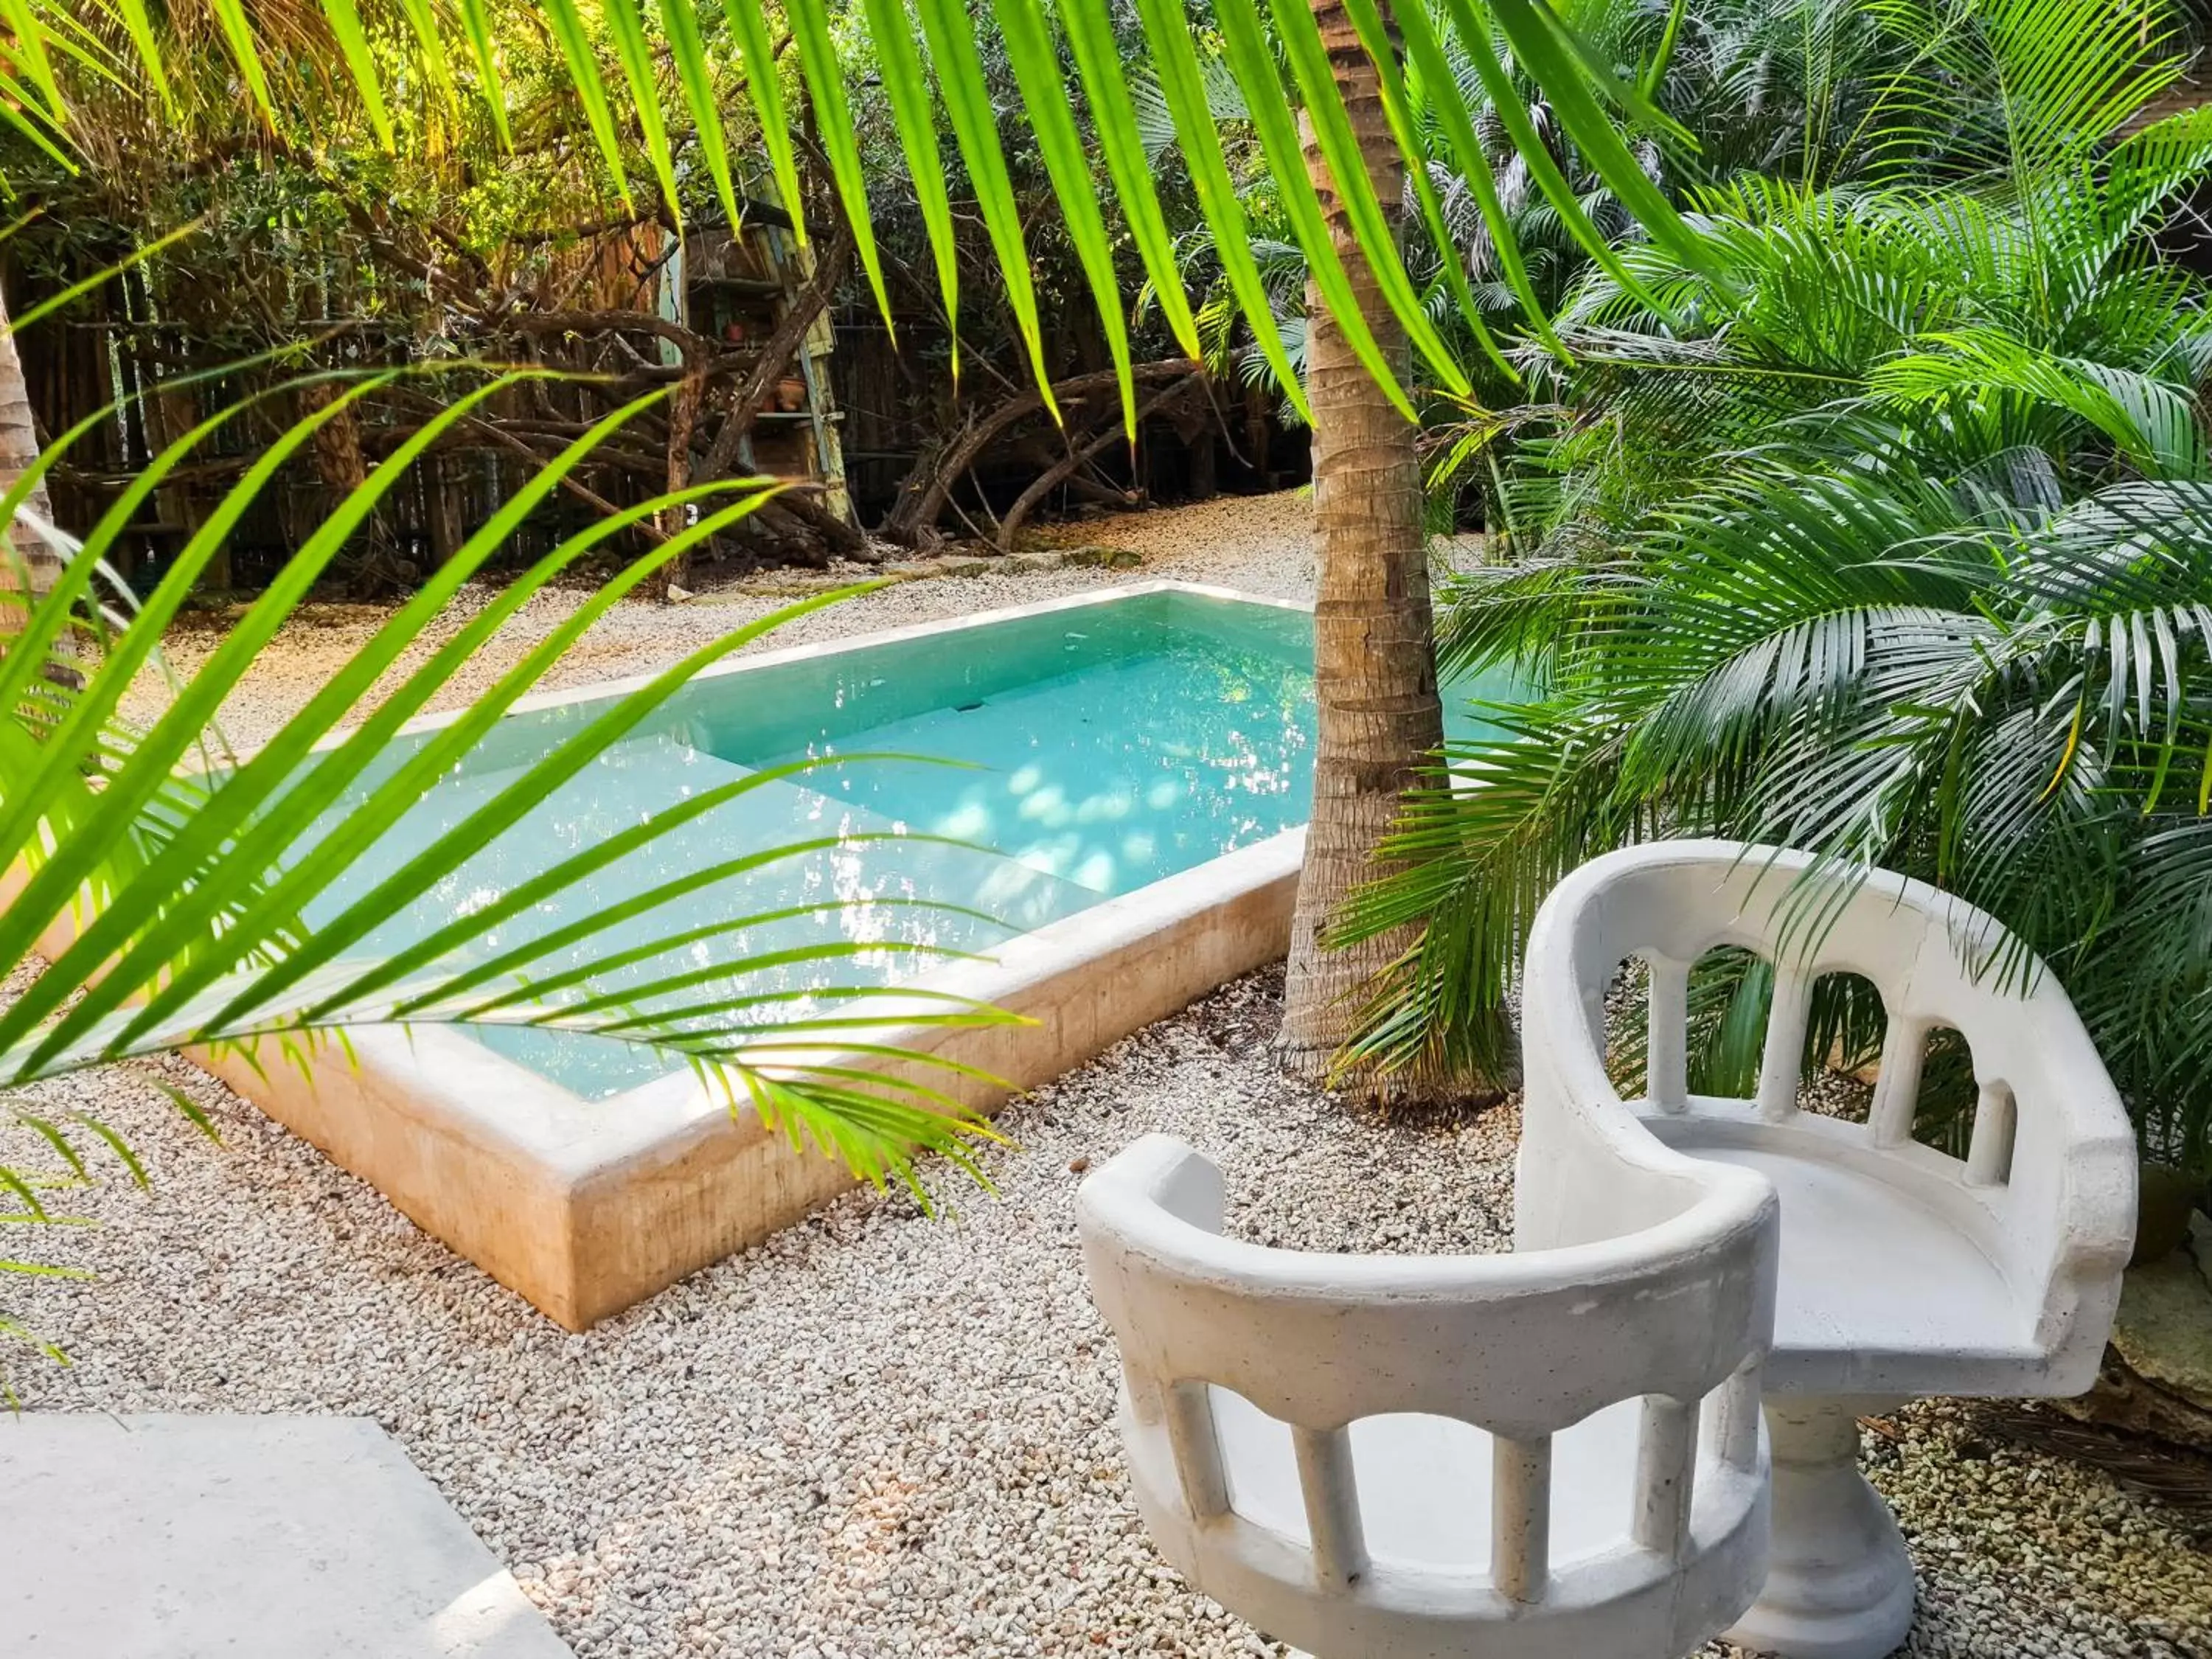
top-left (0, 283), bottom-right (74, 693)
top-left (1276, 0), bottom-right (1451, 1095)
top-left (0, 286), bottom-right (58, 599)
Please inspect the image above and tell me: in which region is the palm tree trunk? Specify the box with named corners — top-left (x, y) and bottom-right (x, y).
top-left (0, 285), bottom-right (59, 613)
top-left (0, 283), bottom-right (78, 695)
top-left (1276, 0), bottom-right (1450, 1095)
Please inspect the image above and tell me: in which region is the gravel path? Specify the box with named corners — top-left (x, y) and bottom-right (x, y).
top-left (10, 975), bottom-right (1516, 1659)
top-left (15, 490), bottom-right (2212, 1658)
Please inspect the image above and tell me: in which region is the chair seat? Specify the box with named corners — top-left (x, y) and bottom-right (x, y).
top-left (1210, 1391), bottom-right (1646, 1572)
top-left (1672, 1141), bottom-right (2037, 1393)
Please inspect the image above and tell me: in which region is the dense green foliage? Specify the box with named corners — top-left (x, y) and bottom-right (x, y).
top-left (8, 0), bottom-right (1688, 437)
top-left (1342, 0), bottom-right (2212, 1169)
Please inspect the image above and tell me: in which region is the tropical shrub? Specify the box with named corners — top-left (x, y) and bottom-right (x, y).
top-left (1348, 453), bottom-right (2212, 1164)
top-left (1338, 0), bottom-right (2212, 1169)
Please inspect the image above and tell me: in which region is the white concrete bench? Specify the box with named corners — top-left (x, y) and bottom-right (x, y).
top-left (1077, 1129), bottom-right (1777, 1658)
top-left (1514, 841), bottom-right (2138, 1659)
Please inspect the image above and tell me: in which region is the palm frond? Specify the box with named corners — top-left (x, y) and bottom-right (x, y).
top-left (1, 370), bottom-right (1023, 1209)
top-left (20, 0), bottom-right (1697, 431)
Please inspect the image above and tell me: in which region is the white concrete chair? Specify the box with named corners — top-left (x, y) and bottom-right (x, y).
top-left (1514, 840), bottom-right (2138, 1659)
top-left (1076, 1132), bottom-right (1778, 1659)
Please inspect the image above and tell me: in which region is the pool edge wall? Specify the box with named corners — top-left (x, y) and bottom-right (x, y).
top-left (550, 828), bottom-right (1303, 1327)
top-left (13, 815), bottom-right (1303, 1335)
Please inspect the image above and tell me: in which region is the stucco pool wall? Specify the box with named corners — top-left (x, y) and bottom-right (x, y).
top-left (24, 582), bottom-right (1315, 1329)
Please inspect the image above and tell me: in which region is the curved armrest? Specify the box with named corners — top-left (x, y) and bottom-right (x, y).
top-left (1077, 1133), bottom-right (1775, 1444)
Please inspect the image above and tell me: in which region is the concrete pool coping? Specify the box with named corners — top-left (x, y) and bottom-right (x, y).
top-left (27, 580), bottom-right (1312, 1329)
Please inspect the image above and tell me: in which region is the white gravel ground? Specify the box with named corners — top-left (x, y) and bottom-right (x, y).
top-left (15, 491), bottom-right (2212, 1658)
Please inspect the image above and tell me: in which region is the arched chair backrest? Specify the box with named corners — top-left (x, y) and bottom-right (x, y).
top-left (1514, 840), bottom-right (2135, 1397)
top-left (1077, 1133), bottom-right (1777, 1659)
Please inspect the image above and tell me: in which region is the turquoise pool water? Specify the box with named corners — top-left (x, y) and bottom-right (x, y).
top-left (317, 590), bottom-right (1512, 1099)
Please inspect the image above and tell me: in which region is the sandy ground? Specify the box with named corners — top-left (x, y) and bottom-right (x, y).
top-left (13, 490), bottom-right (2212, 1658)
top-left (131, 491), bottom-right (1321, 751)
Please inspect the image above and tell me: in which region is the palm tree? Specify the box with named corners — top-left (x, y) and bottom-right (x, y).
top-left (1277, 2), bottom-right (1452, 1090)
top-left (1140, 3), bottom-right (1671, 1090)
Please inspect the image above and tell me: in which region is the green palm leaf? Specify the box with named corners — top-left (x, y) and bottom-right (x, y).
top-left (1, 372), bottom-right (1024, 1217)
top-left (20, 0), bottom-right (1692, 426)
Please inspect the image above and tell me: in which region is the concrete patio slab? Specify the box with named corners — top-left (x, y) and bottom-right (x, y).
top-left (0, 1413), bottom-right (571, 1658)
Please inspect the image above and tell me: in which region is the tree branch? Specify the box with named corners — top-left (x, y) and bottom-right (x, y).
top-left (995, 372), bottom-right (1206, 551)
top-left (885, 360), bottom-right (1202, 544)
top-left (507, 309), bottom-right (713, 364)
top-left (455, 413), bottom-right (669, 546)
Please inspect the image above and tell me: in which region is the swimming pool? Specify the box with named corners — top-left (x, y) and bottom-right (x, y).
top-left (323, 585), bottom-right (1510, 1101)
top-left (157, 582), bottom-right (1517, 1326)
